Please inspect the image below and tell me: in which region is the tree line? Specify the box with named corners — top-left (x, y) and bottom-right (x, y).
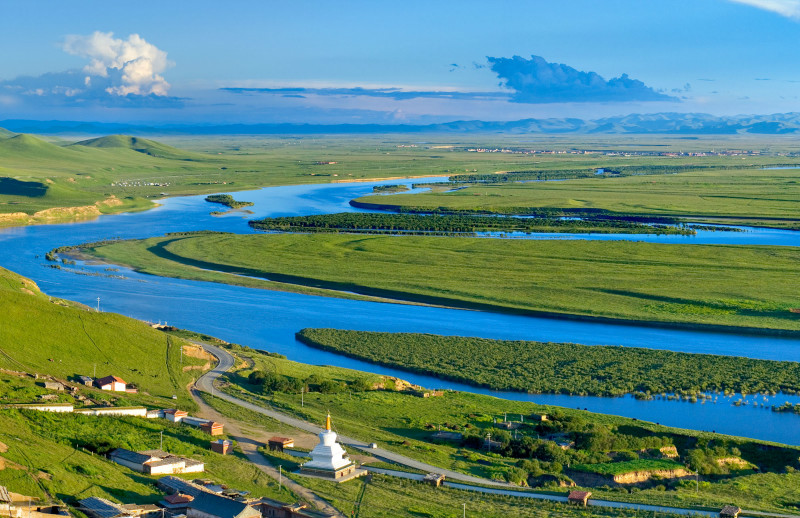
top-left (249, 212), bottom-right (692, 235)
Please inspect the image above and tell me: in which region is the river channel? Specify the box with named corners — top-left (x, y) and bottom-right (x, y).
top-left (1, 177), bottom-right (799, 444)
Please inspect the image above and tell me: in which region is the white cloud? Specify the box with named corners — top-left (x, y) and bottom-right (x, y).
top-left (62, 31), bottom-right (172, 96)
top-left (729, 0), bottom-right (800, 19)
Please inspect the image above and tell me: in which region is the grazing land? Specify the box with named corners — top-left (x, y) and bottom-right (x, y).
top-left (353, 167), bottom-right (800, 228)
top-left (4, 129), bottom-right (800, 228)
top-left (296, 329), bottom-right (800, 396)
top-left (81, 233), bottom-right (800, 332)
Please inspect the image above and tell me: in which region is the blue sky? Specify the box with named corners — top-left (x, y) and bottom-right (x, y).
top-left (3, 0), bottom-right (800, 124)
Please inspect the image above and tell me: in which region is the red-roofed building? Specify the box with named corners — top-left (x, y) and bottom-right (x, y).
top-left (95, 376), bottom-right (127, 392)
top-left (201, 422), bottom-right (224, 436)
top-left (567, 490), bottom-right (591, 507)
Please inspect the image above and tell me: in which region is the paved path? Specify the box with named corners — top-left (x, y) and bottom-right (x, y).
top-left (195, 342), bottom-right (512, 488)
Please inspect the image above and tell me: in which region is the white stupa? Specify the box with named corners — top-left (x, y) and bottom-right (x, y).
top-left (300, 413), bottom-right (357, 480)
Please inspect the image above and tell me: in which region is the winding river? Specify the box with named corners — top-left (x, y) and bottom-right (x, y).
top-left (2, 177), bottom-right (800, 444)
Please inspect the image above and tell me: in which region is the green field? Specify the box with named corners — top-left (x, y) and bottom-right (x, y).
top-left (218, 346), bottom-right (800, 513)
top-left (353, 167), bottom-right (800, 228)
top-left (295, 329), bottom-right (800, 396)
top-left (83, 233), bottom-right (800, 332)
top-left (4, 129), bottom-right (800, 228)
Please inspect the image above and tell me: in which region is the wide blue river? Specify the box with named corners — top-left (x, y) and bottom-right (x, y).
top-left (2, 177), bottom-right (799, 444)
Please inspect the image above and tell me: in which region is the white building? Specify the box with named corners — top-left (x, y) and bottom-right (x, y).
top-left (300, 414), bottom-right (358, 480)
top-left (95, 376), bottom-right (127, 392)
top-left (108, 448), bottom-right (204, 475)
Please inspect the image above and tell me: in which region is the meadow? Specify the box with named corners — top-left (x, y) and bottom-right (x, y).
top-left (84, 233), bottom-right (800, 332)
top-left (353, 167), bottom-right (800, 228)
top-left (4, 129), bottom-right (800, 227)
top-left (295, 329), bottom-right (800, 396)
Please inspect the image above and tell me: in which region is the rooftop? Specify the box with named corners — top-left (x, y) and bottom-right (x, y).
top-left (78, 497), bottom-right (130, 518)
top-left (109, 448), bottom-right (153, 466)
top-left (188, 491), bottom-right (254, 518)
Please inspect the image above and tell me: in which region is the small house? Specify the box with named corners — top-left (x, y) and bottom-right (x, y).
top-left (108, 448), bottom-right (204, 475)
top-left (531, 414), bottom-right (548, 422)
top-left (429, 431), bottom-right (462, 442)
top-left (211, 440), bottom-right (233, 455)
top-left (185, 491), bottom-right (261, 518)
top-left (200, 422), bottom-right (224, 436)
top-left (720, 506), bottom-right (741, 518)
top-left (567, 490), bottom-right (591, 507)
top-left (95, 376), bottom-right (127, 392)
top-left (40, 381), bottom-right (65, 391)
top-left (157, 476), bottom-right (207, 498)
top-left (77, 376), bottom-right (94, 386)
top-left (160, 494), bottom-right (195, 514)
top-left (78, 497), bottom-right (131, 518)
top-left (267, 437), bottom-right (294, 452)
top-left (423, 473), bottom-right (445, 487)
top-left (165, 409), bottom-right (188, 423)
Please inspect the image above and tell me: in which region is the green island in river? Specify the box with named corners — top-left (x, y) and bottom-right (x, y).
top-left (295, 328), bottom-right (800, 397)
top-left (74, 231), bottom-right (800, 333)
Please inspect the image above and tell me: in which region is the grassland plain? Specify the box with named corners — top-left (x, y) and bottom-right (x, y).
top-left (352, 167), bottom-right (800, 228)
top-left (84, 233), bottom-right (800, 332)
top-left (295, 329), bottom-right (800, 396)
top-left (4, 129), bottom-right (800, 226)
top-left (220, 348), bottom-right (800, 513)
top-left (0, 266), bottom-right (203, 408)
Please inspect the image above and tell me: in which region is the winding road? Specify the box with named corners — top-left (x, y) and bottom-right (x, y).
top-left (194, 342), bottom-right (512, 487)
top-left (193, 341), bottom-right (800, 518)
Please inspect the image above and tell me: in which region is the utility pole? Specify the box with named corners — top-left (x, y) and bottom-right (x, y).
top-left (301, 387), bottom-right (304, 407)
top-left (462, 503), bottom-right (466, 518)
top-left (160, 430), bottom-right (163, 450)
top-left (279, 465), bottom-right (282, 491)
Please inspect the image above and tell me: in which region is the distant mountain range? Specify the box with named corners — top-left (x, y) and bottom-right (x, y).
top-left (5, 112), bottom-right (800, 135)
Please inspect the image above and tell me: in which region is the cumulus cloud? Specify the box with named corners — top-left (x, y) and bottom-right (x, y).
top-left (729, 0), bottom-right (800, 19)
top-left (487, 55), bottom-right (677, 103)
top-left (62, 31), bottom-right (172, 96)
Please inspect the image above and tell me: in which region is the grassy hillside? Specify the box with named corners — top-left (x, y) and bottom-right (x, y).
top-left (0, 266), bottom-right (200, 406)
top-left (72, 135), bottom-right (207, 160)
top-left (0, 405), bottom-right (293, 506)
top-left (84, 233), bottom-right (800, 332)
